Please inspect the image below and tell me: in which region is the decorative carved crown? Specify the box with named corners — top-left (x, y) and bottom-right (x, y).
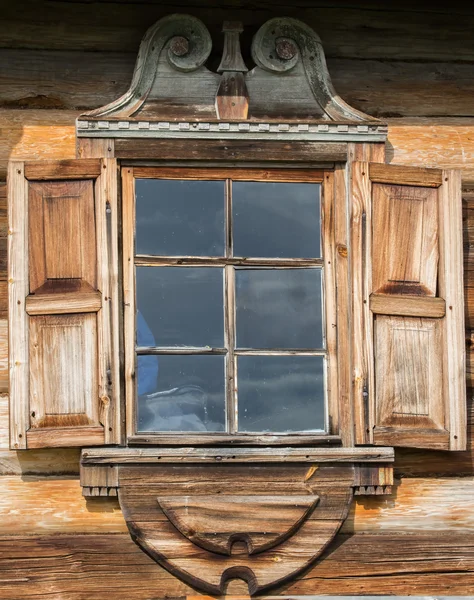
top-left (76, 14), bottom-right (387, 142)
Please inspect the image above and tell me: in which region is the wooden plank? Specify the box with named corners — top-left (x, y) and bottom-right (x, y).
top-left (7, 161), bottom-right (28, 450)
top-left (0, 476), bottom-right (125, 534)
top-left (387, 118), bottom-right (474, 182)
top-left (2, 475), bottom-right (474, 536)
top-left (81, 446), bottom-right (394, 464)
top-left (333, 165), bottom-right (352, 445)
top-left (369, 163), bottom-right (442, 187)
top-left (2, 48), bottom-right (474, 118)
top-left (25, 291), bottom-right (102, 315)
top-left (439, 169), bottom-right (467, 450)
top-left (95, 158), bottom-right (121, 445)
top-left (370, 294), bottom-right (446, 318)
top-left (0, 448), bottom-right (80, 475)
top-left (115, 139), bottom-right (347, 163)
top-left (1, 532), bottom-right (474, 597)
top-left (0, 319), bottom-right (7, 393)
top-left (1, 2), bottom-right (474, 62)
top-left (25, 158), bottom-right (101, 180)
top-left (0, 109), bottom-right (77, 180)
top-left (350, 161), bottom-right (373, 444)
top-left (322, 172), bottom-right (339, 436)
top-left (122, 167), bottom-right (135, 440)
top-left (26, 427), bottom-right (104, 449)
top-left (132, 166), bottom-right (325, 181)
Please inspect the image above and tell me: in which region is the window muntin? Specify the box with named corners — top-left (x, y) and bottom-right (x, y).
top-left (130, 169), bottom-right (330, 437)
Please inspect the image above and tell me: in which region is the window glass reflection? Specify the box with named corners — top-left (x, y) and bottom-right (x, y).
top-left (233, 182), bottom-right (321, 258)
top-left (235, 268), bottom-right (323, 349)
top-left (136, 179), bottom-right (225, 256)
top-left (136, 267), bottom-right (224, 348)
top-left (137, 354), bottom-right (226, 432)
top-left (237, 355), bottom-right (325, 432)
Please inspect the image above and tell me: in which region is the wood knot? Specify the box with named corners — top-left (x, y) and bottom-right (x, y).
top-left (276, 38), bottom-right (298, 60)
top-left (169, 36), bottom-right (189, 57)
top-left (337, 245), bottom-right (348, 258)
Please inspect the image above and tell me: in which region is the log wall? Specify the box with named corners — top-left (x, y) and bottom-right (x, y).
top-left (1, 1), bottom-right (474, 597)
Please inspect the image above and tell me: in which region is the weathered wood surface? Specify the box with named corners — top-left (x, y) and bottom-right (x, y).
top-left (2, 50), bottom-right (474, 118)
top-left (1, 475), bottom-right (474, 535)
top-left (1, 532), bottom-right (474, 597)
top-left (1, 1), bottom-right (473, 63)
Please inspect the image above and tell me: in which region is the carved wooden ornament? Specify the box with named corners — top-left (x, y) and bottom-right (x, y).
top-left (81, 449), bottom-right (394, 594)
top-left (76, 14), bottom-right (387, 142)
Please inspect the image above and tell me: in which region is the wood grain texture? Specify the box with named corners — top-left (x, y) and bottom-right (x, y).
top-left (374, 316), bottom-right (446, 441)
top-left (369, 163), bottom-right (442, 187)
top-left (8, 161), bottom-right (28, 449)
top-left (439, 170), bottom-right (467, 450)
top-left (372, 182), bottom-right (439, 297)
top-left (29, 314), bottom-right (99, 430)
top-left (119, 464), bottom-right (354, 594)
top-left (350, 161), bottom-right (373, 445)
top-left (370, 294), bottom-right (446, 318)
top-left (115, 139), bottom-right (347, 163)
top-left (25, 158), bottom-right (101, 180)
top-left (81, 447), bottom-right (394, 464)
top-left (25, 291), bottom-right (102, 315)
top-left (158, 494), bottom-right (320, 555)
top-left (1, 532), bottom-right (474, 597)
top-left (2, 475), bottom-right (474, 536)
top-left (0, 448), bottom-right (81, 475)
top-left (2, 48), bottom-right (474, 118)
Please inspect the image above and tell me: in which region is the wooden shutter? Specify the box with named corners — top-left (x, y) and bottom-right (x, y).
top-left (8, 159), bottom-right (120, 449)
top-left (352, 162), bottom-right (466, 450)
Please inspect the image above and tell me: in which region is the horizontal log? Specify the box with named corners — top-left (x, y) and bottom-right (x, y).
top-left (1, 49), bottom-right (474, 118)
top-left (0, 475), bottom-right (474, 535)
top-left (115, 139), bottom-right (347, 163)
top-left (0, 109), bottom-right (78, 180)
top-left (0, 448), bottom-right (80, 476)
top-left (1, 1), bottom-right (474, 62)
top-left (387, 118), bottom-right (474, 182)
top-left (0, 532), bottom-right (474, 597)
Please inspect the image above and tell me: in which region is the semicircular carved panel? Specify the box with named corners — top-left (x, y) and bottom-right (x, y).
top-left (118, 464), bottom-right (354, 595)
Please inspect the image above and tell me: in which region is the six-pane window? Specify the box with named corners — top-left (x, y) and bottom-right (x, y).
top-left (134, 174), bottom-right (326, 434)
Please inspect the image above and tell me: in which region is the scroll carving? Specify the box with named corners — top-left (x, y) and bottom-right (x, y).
top-left (251, 17), bottom-right (373, 122)
top-left (77, 15), bottom-right (387, 141)
top-left (87, 14), bottom-right (213, 119)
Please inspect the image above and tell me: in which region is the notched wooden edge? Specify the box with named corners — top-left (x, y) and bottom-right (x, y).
top-left (80, 455), bottom-right (393, 498)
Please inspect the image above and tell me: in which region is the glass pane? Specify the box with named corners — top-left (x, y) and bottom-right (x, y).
top-left (237, 355), bottom-right (325, 432)
top-left (136, 267), bottom-right (224, 347)
top-left (235, 269), bottom-right (323, 349)
top-left (136, 179), bottom-right (225, 256)
top-left (137, 354), bottom-right (225, 432)
top-left (232, 182), bottom-right (321, 258)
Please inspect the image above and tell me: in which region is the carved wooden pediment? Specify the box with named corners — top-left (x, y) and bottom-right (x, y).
top-left (76, 14), bottom-right (387, 143)
top-left (81, 448), bottom-right (394, 595)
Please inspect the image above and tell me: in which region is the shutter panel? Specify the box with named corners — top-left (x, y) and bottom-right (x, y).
top-left (8, 159), bottom-right (120, 449)
top-left (352, 162), bottom-right (466, 450)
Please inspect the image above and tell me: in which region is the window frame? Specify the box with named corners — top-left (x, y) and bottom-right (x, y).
top-left (122, 165), bottom-right (344, 446)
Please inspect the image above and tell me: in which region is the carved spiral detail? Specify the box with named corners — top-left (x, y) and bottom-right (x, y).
top-left (87, 14), bottom-right (212, 117)
top-left (251, 17), bottom-right (370, 121)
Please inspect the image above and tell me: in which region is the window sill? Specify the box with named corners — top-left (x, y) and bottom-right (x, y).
top-left (81, 445), bottom-right (394, 465)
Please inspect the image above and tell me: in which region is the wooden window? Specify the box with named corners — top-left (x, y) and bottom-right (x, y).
top-left (123, 167), bottom-right (343, 445)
